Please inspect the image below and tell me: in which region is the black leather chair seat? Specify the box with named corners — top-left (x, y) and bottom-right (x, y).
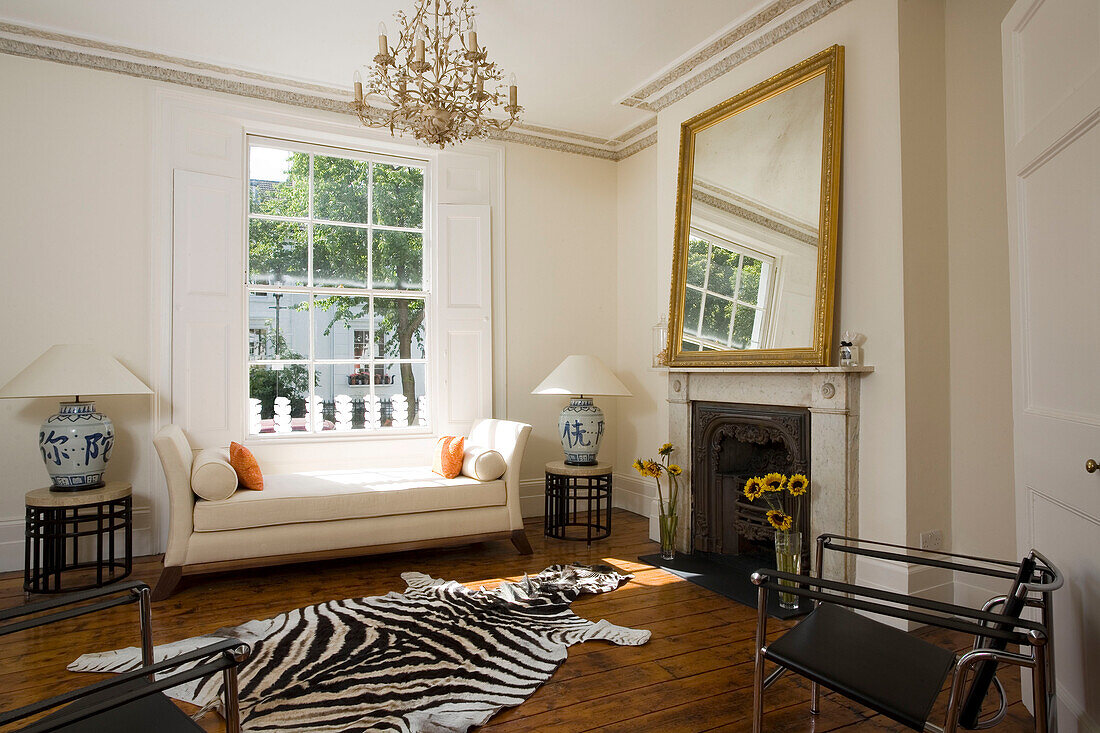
top-left (33, 679), bottom-right (203, 732)
top-left (764, 603), bottom-right (957, 731)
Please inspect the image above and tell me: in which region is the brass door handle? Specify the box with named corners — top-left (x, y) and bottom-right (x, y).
top-left (1087, 459), bottom-right (1099, 474)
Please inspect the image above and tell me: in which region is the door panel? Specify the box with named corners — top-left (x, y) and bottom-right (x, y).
top-left (1004, 0), bottom-right (1100, 727)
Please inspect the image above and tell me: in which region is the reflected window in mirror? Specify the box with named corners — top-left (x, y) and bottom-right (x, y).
top-left (683, 231), bottom-right (774, 351)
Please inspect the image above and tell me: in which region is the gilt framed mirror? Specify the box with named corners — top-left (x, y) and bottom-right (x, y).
top-left (667, 45), bottom-right (843, 367)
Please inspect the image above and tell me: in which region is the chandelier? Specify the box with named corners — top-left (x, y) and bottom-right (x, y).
top-left (352, 0), bottom-right (522, 149)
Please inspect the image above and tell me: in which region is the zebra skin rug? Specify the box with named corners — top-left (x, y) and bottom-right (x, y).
top-left (69, 564), bottom-right (650, 732)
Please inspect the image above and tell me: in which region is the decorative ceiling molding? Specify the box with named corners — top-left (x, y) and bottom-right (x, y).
top-left (621, 0), bottom-right (803, 109)
top-left (0, 0), bottom-right (847, 162)
top-left (622, 0), bottom-right (851, 113)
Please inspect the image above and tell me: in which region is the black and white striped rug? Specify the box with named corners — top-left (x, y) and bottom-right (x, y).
top-left (69, 564), bottom-right (650, 732)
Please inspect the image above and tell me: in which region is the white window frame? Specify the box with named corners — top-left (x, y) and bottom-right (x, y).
top-left (244, 135), bottom-right (433, 440)
top-left (683, 227), bottom-right (777, 352)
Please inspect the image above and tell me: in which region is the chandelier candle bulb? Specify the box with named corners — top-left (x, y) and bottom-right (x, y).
top-left (508, 73), bottom-right (517, 106)
top-left (353, 70), bottom-right (363, 104)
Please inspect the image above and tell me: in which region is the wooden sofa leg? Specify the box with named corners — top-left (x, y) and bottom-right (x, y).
top-left (152, 566), bottom-right (183, 601)
top-left (511, 529), bottom-right (533, 555)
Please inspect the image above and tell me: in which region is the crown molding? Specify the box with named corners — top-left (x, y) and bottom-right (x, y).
top-left (0, 0), bottom-right (848, 162)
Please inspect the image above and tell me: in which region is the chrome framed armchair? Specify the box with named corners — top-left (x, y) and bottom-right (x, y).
top-left (0, 581), bottom-right (250, 733)
top-left (750, 534), bottom-right (1062, 733)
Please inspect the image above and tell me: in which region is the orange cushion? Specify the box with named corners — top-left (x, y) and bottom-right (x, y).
top-left (432, 436), bottom-right (465, 479)
top-left (229, 442), bottom-right (264, 491)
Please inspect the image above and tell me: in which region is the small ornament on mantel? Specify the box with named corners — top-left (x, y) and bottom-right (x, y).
top-left (839, 331), bottom-right (863, 367)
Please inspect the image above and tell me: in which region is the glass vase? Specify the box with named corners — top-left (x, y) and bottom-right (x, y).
top-left (774, 530), bottom-right (802, 610)
top-left (658, 513), bottom-right (678, 561)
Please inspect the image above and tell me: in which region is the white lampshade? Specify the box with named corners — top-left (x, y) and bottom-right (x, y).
top-left (0, 344), bottom-right (152, 399)
top-left (531, 355), bottom-right (632, 397)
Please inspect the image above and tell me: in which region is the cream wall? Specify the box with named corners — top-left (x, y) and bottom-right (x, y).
top-left (614, 145), bottom-right (664, 516)
top-left (945, 0), bottom-right (1016, 600)
top-left (0, 55), bottom-right (158, 558)
top-left (898, 0), bottom-right (952, 560)
top-left (502, 143), bottom-right (620, 495)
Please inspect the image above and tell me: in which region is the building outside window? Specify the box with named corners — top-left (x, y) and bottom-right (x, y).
top-left (246, 138), bottom-right (428, 435)
top-left (682, 230), bottom-right (774, 351)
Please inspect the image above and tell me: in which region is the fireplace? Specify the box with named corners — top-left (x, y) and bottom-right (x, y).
top-left (667, 366), bottom-right (870, 582)
top-left (691, 402), bottom-right (811, 566)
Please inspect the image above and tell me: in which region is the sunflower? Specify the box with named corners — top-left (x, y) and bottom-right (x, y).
top-left (658, 443), bottom-right (674, 457)
top-left (786, 474), bottom-right (809, 496)
top-left (743, 476), bottom-right (765, 501)
top-left (632, 459), bottom-right (645, 475)
top-left (762, 472), bottom-right (787, 492)
top-left (766, 510), bottom-right (793, 531)
top-left (667, 464), bottom-right (682, 477)
top-left (642, 459), bottom-right (662, 478)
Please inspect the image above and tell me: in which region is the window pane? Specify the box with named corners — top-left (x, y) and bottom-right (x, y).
top-left (313, 224), bottom-right (370, 288)
top-left (373, 231), bottom-right (423, 290)
top-left (249, 147), bottom-right (308, 217)
top-left (378, 362), bottom-right (427, 428)
top-left (683, 288), bottom-right (702, 335)
top-left (372, 163), bottom-right (424, 229)
top-left (700, 294), bottom-right (733, 344)
top-left (738, 255), bottom-right (763, 305)
top-left (248, 364), bottom-right (310, 434)
top-left (313, 154), bottom-right (370, 224)
top-left (687, 238), bottom-right (708, 287)
top-left (374, 297), bottom-right (426, 359)
top-left (708, 246), bottom-right (739, 299)
top-left (248, 219), bottom-right (308, 287)
top-left (247, 292), bottom-right (310, 359)
top-left (313, 295), bottom-right (371, 360)
top-left (732, 305), bottom-right (761, 350)
top-left (681, 340), bottom-right (700, 352)
top-left (314, 366), bottom-right (374, 431)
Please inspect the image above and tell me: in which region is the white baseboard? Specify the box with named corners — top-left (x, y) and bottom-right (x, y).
top-left (0, 508), bottom-right (155, 573)
top-left (519, 473), bottom-right (655, 521)
top-left (854, 554), bottom-right (953, 630)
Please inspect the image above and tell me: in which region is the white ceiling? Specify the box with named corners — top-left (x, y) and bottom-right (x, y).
top-left (0, 0), bottom-right (768, 140)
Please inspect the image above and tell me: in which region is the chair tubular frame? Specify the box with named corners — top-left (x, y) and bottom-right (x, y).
top-left (0, 581), bottom-right (250, 733)
top-left (750, 534), bottom-right (1063, 733)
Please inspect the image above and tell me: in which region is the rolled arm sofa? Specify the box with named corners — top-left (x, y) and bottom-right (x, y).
top-left (151, 418), bottom-right (533, 600)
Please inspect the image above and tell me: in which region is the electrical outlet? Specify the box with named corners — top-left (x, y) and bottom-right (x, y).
top-left (920, 529), bottom-right (943, 551)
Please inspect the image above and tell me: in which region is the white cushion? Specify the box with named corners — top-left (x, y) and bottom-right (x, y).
top-left (190, 449), bottom-right (237, 501)
top-left (461, 447), bottom-right (507, 481)
top-left (193, 467), bottom-right (506, 532)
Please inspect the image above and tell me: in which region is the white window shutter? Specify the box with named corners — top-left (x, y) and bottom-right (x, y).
top-left (171, 170), bottom-right (243, 448)
top-left (434, 204), bottom-right (492, 436)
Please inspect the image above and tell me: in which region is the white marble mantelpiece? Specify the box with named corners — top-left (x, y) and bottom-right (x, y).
top-left (667, 366), bottom-right (873, 581)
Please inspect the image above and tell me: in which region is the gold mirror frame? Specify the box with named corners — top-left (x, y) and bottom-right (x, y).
top-left (667, 45), bottom-right (844, 367)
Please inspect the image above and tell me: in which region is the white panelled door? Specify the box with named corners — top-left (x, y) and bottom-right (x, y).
top-left (1002, 1), bottom-right (1100, 728)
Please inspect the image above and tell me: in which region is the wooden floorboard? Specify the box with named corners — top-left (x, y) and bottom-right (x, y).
top-left (0, 510), bottom-right (1033, 731)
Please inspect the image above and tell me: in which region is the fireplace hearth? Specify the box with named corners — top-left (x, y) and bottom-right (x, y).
top-left (691, 401), bottom-right (811, 566)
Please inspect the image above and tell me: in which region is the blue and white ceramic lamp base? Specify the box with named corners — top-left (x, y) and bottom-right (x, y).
top-left (558, 397), bottom-right (605, 465)
top-left (39, 401), bottom-right (115, 491)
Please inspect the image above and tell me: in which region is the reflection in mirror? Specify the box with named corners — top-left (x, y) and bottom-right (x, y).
top-left (668, 46), bottom-right (842, 366)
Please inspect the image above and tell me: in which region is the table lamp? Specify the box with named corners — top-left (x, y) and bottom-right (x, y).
top-left (531, 355), bottom-right (631, 465)
top-left (0, 345), bottom-right (153, 491)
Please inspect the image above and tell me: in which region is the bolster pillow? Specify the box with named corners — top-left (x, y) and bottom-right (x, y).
top-left (191, 448), bottom-right (238, 501)
top-left (461, 447), bottom-right (507, 481)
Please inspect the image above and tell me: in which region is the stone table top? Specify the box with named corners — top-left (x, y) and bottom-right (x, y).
top-left (26, 482), bottom-right (132, 507)
top-left (545, 461), bottom-right (613, 477)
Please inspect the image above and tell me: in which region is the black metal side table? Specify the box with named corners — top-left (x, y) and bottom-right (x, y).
top-left (25, 482), bottom-right (133, 594)
top-left (544, 461), bottom-right (612, 546)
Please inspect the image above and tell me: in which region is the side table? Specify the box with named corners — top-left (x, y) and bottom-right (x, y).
top-left (25, 482), bottom-right (133, 594)
top-left (544, 461), bottom-right (612, 546)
